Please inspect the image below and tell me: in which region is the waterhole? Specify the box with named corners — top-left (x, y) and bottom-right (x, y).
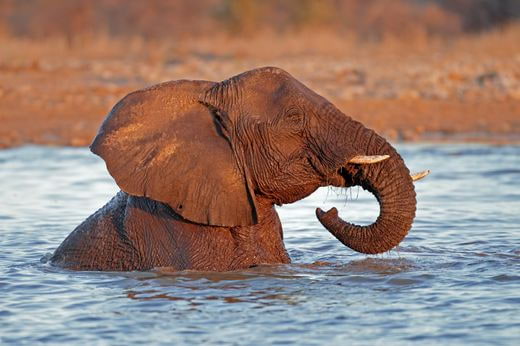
top-left (1, 144), bottom-right (519, 345)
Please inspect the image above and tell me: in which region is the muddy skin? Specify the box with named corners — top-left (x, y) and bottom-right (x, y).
top-left (51, 67), bottom-right (419, 271)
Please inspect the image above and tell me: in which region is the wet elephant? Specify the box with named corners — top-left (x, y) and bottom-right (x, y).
top-left (51, 67), bottom-right (428, 271)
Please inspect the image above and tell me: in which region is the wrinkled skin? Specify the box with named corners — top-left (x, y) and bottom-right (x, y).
top-left (51, 67), bottom-right (417, 271)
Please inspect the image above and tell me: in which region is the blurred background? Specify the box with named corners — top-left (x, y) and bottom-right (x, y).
top-left (1, 0), bottom-right (519, 147)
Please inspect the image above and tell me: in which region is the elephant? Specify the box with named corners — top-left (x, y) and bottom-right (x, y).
top-left (50, 67), bottom-right (429, 272)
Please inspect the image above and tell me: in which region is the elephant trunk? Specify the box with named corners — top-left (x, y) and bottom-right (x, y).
top-left (316, 122), bottom-right (416, 254)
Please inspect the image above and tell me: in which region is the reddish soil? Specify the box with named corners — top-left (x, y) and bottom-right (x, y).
top-left (1, 27), bottom-right (519, 148)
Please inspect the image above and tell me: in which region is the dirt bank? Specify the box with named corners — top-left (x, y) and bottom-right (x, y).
top-left (1, 29), bottom-right (519, 148)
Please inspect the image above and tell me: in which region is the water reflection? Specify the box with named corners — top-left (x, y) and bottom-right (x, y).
top-left (126, 290), bottom-right (185, 302)
top-left (337, 258), bottom-right (417, 275)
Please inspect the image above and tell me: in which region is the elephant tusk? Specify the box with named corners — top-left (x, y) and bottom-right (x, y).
top-left (348, 155), bottom-right (390, 164)
top-left (411, 170), bottom-right (430, 181)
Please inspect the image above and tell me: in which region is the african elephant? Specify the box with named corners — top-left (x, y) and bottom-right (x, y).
top-left (51, 67), bottom-right (428, 271)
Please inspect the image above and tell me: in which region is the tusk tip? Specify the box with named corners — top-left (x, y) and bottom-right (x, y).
top-left (349, 155), bottom-right (390, 164)
top-left (411, 169), bottom-right (431, 181)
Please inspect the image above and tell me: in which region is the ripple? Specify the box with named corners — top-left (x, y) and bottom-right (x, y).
top-left (492, 274), bottom-right (520, 282)
top-left (1, 144), bottom-right (520, 344)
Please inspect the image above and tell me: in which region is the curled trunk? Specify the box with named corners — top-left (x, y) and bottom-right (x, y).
top-left (317, 123), bottom-right (416, 254)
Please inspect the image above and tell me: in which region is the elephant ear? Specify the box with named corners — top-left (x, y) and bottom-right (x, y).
top-left (90, 80), bottom-right (258, 227)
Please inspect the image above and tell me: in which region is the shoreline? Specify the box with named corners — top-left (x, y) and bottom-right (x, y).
top-left (1, 31), bottom-right (519, 149)
top-left (2, 103), bottom-right (518, 149)
top-left (2, 95), bottom-right (518, 149)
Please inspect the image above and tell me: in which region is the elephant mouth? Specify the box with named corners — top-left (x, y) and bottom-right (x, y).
top-left (325, 167), bottom-right (356, 188)
top-left (327, 163), bottom-right (367, 190)
top-left (326, 155), bottom-right (399, 187)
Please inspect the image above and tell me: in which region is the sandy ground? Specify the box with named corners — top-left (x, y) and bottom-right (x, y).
top-left (1, 30), bottom-right (519, 148)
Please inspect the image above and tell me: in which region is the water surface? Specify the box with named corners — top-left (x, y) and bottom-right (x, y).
top-left (1, 144), bottom-right (519, 345)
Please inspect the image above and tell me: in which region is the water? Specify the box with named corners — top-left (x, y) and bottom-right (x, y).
top-left (1, 144), bottom-right (519, 345)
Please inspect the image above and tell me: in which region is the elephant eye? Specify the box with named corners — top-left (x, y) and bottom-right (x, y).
top-left (285, 111), bottom-right (304, 127)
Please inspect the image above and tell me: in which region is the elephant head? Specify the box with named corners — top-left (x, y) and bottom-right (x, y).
top-left (91, 67), bottom-right (428, 254)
